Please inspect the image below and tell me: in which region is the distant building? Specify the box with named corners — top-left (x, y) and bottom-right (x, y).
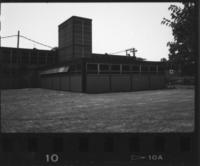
top-left (0, 16), bottom-right (167, 93)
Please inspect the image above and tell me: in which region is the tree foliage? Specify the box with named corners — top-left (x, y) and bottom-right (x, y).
top-left (161, 2), bottom-right (197, 75)
top-left (160, 57), bottom-right (167, 62)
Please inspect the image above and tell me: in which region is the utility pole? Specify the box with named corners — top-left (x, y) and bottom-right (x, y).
top-left (17, 30), bottom-right (20, 48)
top-left (125, 48), bottom-right (137, 57)
top-left (0, 3), bottom-right (1, 47)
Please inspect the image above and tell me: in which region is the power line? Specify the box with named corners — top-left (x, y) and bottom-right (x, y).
top-left (110, 47), bottom-right (134, 55)
top-left (110, 49), bottom-right (126, 55)
top-left (0, 35), bottom-right (17, 39)
top-left (20, 35), bottom-right (53, 49)
top-left (0, 33), bottom-right (54, 49)
top-left (110, 47), bottom-right (138, 57)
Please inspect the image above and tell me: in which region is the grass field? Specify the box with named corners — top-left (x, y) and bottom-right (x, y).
top-left (1, 88), bottom-right (194, 133)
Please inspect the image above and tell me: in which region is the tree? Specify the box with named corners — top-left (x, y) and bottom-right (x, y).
top-left (160, 57), bottom-right (167, 62)
top-left (161, 2), bottom-right (197, 75)
top-left (51, 47), bottom-right (58, 51)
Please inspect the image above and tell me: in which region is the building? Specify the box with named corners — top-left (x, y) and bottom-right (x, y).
top-left (58, 16), bottom-right (92, 62)
top-left (0, 16), bottom-right (167, 93)
top-left (0, 47), bottom-right (57, 89)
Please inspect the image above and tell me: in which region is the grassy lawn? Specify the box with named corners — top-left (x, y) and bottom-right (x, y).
top-left (1, 88), bottom-right (194, 133)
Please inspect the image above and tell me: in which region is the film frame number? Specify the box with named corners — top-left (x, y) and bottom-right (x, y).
top-left (148, 154), bottom-right (164, 161)
top-left (45, 154), bottom-right (59, 163)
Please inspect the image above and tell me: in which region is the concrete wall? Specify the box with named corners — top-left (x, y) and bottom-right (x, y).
top-left (60, 76), bottom-right (70, 91)
top-left (86, 74), bottom-right (110, 93)
top-left (46, 77), bottom-right (52, 89)
top-left (70, 75), bottom-right (82, 92)
top-left (40, 73), bottom-right (165, 93)
top-left (0, 78), bottom-right (33, 89)
top-left (111, 75), bottom-right (131, 92)
top-left (52, 76), bottom-right (60, 90)
top-left (0, 78), bottom-right (14, 89)
top-left (40, 74), bottom-right (82, 92)
top-left (149, 75), bottom-right (166, 89)
top-left (132, 74), bottom-right (150, 91)
top-left (86, 74), bottom-right (166, 93)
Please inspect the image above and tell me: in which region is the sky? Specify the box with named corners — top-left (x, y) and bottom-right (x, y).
top-left (0, 3), bottom-right (182, 61)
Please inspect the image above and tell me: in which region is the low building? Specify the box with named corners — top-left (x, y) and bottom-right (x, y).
top-left (39, 54), bottom-right (166, 93)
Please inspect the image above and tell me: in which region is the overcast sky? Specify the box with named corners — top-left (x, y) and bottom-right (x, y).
top-left (1, 3), bottom-right (182, 61)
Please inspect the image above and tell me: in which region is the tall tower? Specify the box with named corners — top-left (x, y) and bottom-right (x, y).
top-left (58, 16), bottom-right (92, 62)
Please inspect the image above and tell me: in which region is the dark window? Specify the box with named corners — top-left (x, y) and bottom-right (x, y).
top-left (132, 65), bottom-right (140, 72)
top-left (150, 66), bottom-right (157, 72)
top-left (111, 64), bottom-right (120, 71)
top-left (100, 64), bottom-right (109, 71)
top-left (122, 65), bottom-right (131, 72)
top-left (21, 52), bottom-right (29, 64)
top-left (158, 66), bottom-right (165, 72)
top-left (39, 55), bottom-right (46, 64)
top-left (69, 64), bottom-right (81, 73)
top-left (48, 56), bottom-right (56, 64)
top-left (87, 64), bottom-right (98, 71)
top-left (70, 65), bottom-right (76, 72)
top-left (47, 56), bottom-right (52, 64)
top-left (141, 66), bottom-right (149, 72)
top-left (76, 64), bottom-right (82, 71)
top-left (30, 52), bottom-right (37, 64)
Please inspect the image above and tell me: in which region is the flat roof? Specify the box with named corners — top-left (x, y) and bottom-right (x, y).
top-left (0, 46), bottom-right (54, 52)
top-left (59, 16), bottom-right (92, 28)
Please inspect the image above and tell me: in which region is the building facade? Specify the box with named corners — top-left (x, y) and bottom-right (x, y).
top-left (39, 55), bottom-right (166, 93)
top-left (0, 47), bottom-right (57, 89)
top-left (1, 16), bottom-right (167, 92)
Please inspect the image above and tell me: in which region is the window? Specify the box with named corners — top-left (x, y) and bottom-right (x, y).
top-left (47, 56), bottom-right (52, 64)
top-left (30, 52), bottom-right (37, 64)
top-left (132, 65), bottom-right (140, 72)
top-left (100, 64), bottom-right (109, 71)
top-left (122, 65), bottom-right (131, 72)
top-left (39, 54), bottom-right (46, 64)
top-left (69, 64), bottom-right (82, 73)
top-left (141, 66), bottom-right (149, 72)
top-left (77, 64), bottom-right (82, 71)
top-left (150, 66), bottom-right (157, 72)
top-left (70, 65), bottom-right (76, 72)
top-left (21, 52), bottom-right (29, 64)
top-left (87, 64), bottom-right (97, 70)
top-left (111, 64), bottom-right (120, 71)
